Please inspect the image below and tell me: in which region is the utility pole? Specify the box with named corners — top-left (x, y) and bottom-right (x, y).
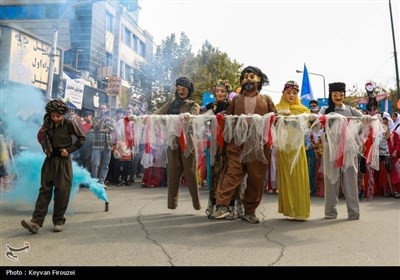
top-left (389, 0), bottom-right (400, 99)
top-left (46, 27), bottom-right (59, 100)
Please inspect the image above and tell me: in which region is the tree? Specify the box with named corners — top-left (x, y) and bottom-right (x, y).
top-left (387, 88), bottom-right (399, 113)
top-left (191, 41), bottom-right (242, 105)
top-left (131, 58), bottom-right (154, 111)
top-left (132, 32), bottom-right (195, 112)
top-left (132, 34), bottom-right (243, 111)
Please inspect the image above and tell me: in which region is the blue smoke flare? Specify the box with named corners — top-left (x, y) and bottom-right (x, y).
top-left (3, 150), bottom-right (108, 203)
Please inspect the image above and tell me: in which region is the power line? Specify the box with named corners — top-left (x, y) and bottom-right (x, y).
top-left (370, 55), bottom-right (394, 81)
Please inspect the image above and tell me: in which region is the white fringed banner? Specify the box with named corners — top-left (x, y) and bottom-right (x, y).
top-left (119, 113), bottom-right (381, 172)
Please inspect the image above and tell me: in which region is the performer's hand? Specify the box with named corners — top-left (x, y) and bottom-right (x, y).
top-left (361, 115), bottom-right (372, 123)
top-left (182, 112), bottom-right (191, 120)
top-left (60, 149), bottom-right (68, 157)
top-left (126, 115), bottom-right (136, 122)
top-left (308, 113), bottom-right (318, 121)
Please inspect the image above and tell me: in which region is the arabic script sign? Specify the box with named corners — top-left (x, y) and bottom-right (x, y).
top-left (107, 76), bottom-right (122, 96)
top-left (8, 29), bottom-right (61, 90)
top-left (63, 72), bottom-right (84, 110)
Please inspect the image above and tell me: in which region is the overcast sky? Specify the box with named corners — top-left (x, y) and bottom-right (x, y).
top-left (138, 0), bottom-right (400, 103)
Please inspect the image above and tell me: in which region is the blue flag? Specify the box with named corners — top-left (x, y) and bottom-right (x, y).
top-left (300, 64), bottom-right (314, 107)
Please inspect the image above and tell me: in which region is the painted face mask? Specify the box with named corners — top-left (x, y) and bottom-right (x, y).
top-left (241, 72), bottom-right (261, 91)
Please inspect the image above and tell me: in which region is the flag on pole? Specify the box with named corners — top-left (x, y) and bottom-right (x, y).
top-left (300, 64), bottom-right (314, 108)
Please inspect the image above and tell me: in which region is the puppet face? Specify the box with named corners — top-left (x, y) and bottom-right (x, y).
top-left (283, 87), bottom-right (299, 104)
top-left (366, 84), bottom-right (374, 92)
top-left (331, 91), bottom-right (345, 107)
top-left (241, 72), bottom-right (261, 85)
top-left (214, 85), bottom-right (228, 101)
top-left (241, 72), bottom-right (261, 92)
top-left (176, 85), bottom-right (189, 100)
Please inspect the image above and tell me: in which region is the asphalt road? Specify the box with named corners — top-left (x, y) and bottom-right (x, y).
top-left (1, 183), bottom-right (399, 268)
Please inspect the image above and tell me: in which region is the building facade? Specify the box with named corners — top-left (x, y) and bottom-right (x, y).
top-left (0, 0), bottom-right (153, 114)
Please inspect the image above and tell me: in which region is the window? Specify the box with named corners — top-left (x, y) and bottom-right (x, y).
top-left (1, 6), bottom-right (21, 19)
top-left (123, 27), bottom-right (131, 48)
top-left (132, 34), bottom-right (138, 52)
top-left (119, 61), bottom-right (133, 82)
top-left (120, 61), bottom-right (125, 79)
top-left (139, 41), bottom-right (146, 57)
top-left (0, 4), bottom-right (66, 20)
top-left (45, 4), bottom-right (62, 19)
top-left (106, 52), bottom-right (113, 66)
top-left (26, 5), bottom-right (46, 19)
top-left (125, 64), bottom-right (133, 83)
top-left (64, 49), bottom-right (73, 66)
top-left (106, 12), bottom-right (114, 32)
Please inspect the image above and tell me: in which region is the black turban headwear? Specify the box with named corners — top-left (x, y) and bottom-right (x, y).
top-left (39, 99), bottom-right (68, 156)
top-left (239, 66), bottom-right (269, 93)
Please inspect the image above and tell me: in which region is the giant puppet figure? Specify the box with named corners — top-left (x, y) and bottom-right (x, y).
top-left (319, 82), bottom-right (364, 220)
top-left (204, 79), bottom-right (244, 220)
top-left (365, 81), bottom-right (379, 116)
top-left (154, 77), bottom-right (201, 211)
top-left (212, 66), bottom-right (276, 224)
top-left (275, 80), bottom-right (311, 220)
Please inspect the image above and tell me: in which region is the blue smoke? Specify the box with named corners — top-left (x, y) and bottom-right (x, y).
top-left (71, 161), bottom-right (109, 202)
top-left (1, 84), bottom-right (108, 205)
top-left (3, 151), bottom-right (108, 203)
top-left (1, 85), bottom-right (45, 151)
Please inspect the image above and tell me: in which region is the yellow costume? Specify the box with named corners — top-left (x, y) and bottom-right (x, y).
top-left (275, 95), bottom-right (310, 220)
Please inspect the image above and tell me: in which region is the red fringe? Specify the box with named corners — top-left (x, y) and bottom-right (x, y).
top-left (335, 119), bottom-right (348, 168)
top-left (124, 117), bottom-right (134, 148)
top-left (216, 113), bottom-right (224, 148)
top-left (364, 126), bottom-right (374, 165)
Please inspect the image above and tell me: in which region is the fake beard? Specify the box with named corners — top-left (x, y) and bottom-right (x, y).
top-left (243, 82), bottom-right (257, 91)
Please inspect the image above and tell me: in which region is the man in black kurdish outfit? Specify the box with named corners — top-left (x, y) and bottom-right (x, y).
top-left (21, 99), bottom-right (85, 234)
